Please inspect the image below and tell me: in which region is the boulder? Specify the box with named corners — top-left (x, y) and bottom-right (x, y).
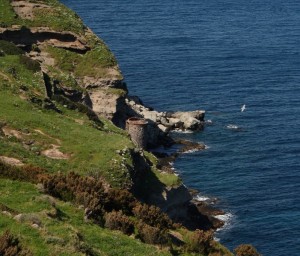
top-left (168, 118), bottom-right (184, 129)
top-left (158, 124), bottom-right (170, 133)
top-left (142, 110), bottom-right (158, 122)
top-left (171, 110), bottom-right (205, 130)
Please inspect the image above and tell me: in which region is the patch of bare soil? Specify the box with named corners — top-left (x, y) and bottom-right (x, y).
top-left (41, 144), bottom-right (70, 160)
top-left (0, 156), bottom-right (24, 166)
top-left (11, 0), bottom-right (51, 20)
top-left (0, 71), bottom-right (12, 82)
top-left (2, 127), bottom-right (25, 140)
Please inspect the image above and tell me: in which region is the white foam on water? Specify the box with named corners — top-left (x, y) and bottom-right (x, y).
top-left (171, 129), bottom-right (194, 134)
top-left (215, 212), bottom-right (234, 223)
top-left (226, 124), bottom-right (239, 130)
top-left (183, 148), bottom-right (199, 154)
top-left (214, 212), bottom-right (235, 241)
top-left (215, 212), bottom-right (235, 234)
top-left (205, 144), bottom-right (210, 149)
top-left (194, 194), bottom-right (210, 202)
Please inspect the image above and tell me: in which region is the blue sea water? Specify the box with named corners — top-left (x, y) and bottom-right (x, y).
top-left (61, 1), bottom-right (300, 255)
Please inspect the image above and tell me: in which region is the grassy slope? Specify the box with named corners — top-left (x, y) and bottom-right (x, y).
top-left (0, 89), bottom-right (133, 188)
top-left (0, 178), bottom-right (171, 256)
top-left (0, 51), bottom-right (180, 188)
top-left (0, 0), bottom-right (85, 34)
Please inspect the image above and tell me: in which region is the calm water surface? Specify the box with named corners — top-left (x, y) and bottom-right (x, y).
top-left (62, 1), bottom-right (300, 255)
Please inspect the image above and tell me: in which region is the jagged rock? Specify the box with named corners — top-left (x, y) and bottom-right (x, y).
top-left (178, 113), bottom-right (201, 130)
top-left (82, 76), bottom-right (125, 89)
top-left (142, 110), bottom-right (158, 122)
top-left (171, 110), bottom-right (205, 130)
top-left (172, 110), bottom-right (205, 122)
top-left (167, 117), bottom-right (184, 129)
top-left (158, 124), bottom-right (170, 133)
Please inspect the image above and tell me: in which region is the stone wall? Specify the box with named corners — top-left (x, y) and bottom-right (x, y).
top-left (126, 117), bottom-right (148, 149)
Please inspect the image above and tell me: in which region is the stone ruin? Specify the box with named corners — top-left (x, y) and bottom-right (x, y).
top-left (126, 117), bottom-right (148, 149)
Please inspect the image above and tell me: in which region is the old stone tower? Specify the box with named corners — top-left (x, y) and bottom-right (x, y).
top-left (126, 117), bottom-right (148, 149)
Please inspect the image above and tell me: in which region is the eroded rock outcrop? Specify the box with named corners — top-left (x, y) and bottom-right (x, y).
top-left (124, 95), bottom-right (205, 148)
top-left (0, 26), bottom-right (89, 53)
top-left (1, 0), bottom-right (206, 150)
top-left (125, 95), bottom-right (205, 131)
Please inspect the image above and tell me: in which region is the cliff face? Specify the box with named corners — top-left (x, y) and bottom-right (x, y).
top-left (1, 0), bottom-right (127, 124)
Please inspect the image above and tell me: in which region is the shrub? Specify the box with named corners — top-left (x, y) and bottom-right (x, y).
top-left (41, 172), bottom-right (106, 203)
top-left (184, 229), bottom-right (214, 255)
top-left (105, 189), bottom-right (137, 215)
top-left (0, 40), bottom-right (24, 55)
top-left (19, 55), bottom-right (40, 72)
top-left (41, 171), bottom-right (107, 225)
top-left (104, 211), bottom-right (134, 235)
top-left (137, 222), bottom-right (168, 245)
top-left (133, 203), bottom-right (173, 229)
top-left (0, 161), bottom-right (44, 183)
top-left (0, 230), bottom-right (32, 256)
top-left (234, 244), bottom-right (261, 256)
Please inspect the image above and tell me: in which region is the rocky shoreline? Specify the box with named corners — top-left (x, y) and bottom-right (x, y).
top-left (123, 91), bottom-right (226, 231)
top-left (151, 138), bottom-right (225, 231)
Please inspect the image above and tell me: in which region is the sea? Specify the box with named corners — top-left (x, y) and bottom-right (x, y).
top-left (61, 1), bottom-right (300, 255)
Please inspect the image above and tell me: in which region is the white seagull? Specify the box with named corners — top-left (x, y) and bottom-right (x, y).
top-left (241, 104), bottom-right (246, 112)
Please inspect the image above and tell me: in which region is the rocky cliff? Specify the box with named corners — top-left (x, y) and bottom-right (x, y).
top-left (1, 0), bottom-right (206, 146)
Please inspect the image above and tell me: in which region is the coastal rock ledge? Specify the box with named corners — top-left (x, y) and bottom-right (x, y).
top-left (124, 95), bottom-right (205, 148)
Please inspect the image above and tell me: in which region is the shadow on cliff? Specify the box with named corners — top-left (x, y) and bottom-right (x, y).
top-left (130, 150), bottom-right (215, 231)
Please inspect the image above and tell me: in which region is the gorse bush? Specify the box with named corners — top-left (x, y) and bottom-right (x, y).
top-left (104, 211), bottom-right (134, 235)
top-left (0, 162), bottom-right (177, 247)
top-left (40, 172), bottom-right (175, 240)
top-left (0, 230), bottom-right (32, 256)
top-left (234, 244), bottom-right (261, 256)
top-left (105, 188), bottom-right (137, 215)
top-left (41, 171), bottom-right (106, 205)
top-left (0, 162), bottom-right (44, 182)
top-left (137, 222), bottom-right (169, 245)
top-left (133, 203), bottom-right (173, 230)
top-left (184, 229), bottom-right (214, 255)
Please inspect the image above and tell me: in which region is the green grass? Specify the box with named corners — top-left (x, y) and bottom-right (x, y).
top-left (0, 0), bottom-right (17, 27)
top-left (32, 2), bottom-right (85, 34)
top-left (0, 89), bottom-right (135, 186)
top-left (154, 169), bottom-right (182, 187)
top-left (0, 0), bottom-right (86, 35)
top-left (46, 45), bottom-right (121, 79)
top-left (0, 178), bottom-right (172, 255)
top-left (107, 88), bottom-right (127, 97)
top-left (46, 66), bottom-right (83, 91)
top-left (0, 54), bottom-right (44, 94)
top-left (0, 49), bottom-right (174, 189)
top-left (144, 151), bottom-right (182, 187)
